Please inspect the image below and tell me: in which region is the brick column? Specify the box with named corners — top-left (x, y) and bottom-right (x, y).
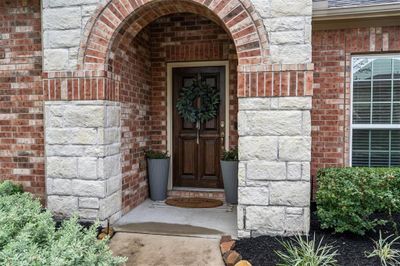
top-left (44, 101), bottom-right (122, 224)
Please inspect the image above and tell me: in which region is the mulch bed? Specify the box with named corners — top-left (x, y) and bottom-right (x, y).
top-left (234, 206), bottom-right (400, 266)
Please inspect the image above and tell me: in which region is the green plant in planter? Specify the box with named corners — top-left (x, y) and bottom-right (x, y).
top-left (222, 147), bottom-right (238, 161)
top-left (145, 150), bottom-right (169, 159)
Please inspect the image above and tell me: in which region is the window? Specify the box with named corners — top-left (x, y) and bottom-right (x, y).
top-left (351, 55), bottom-right (400, 167)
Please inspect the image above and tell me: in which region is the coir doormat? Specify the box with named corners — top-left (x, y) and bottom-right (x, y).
top-left (165, 197), bottom-right (223, 208)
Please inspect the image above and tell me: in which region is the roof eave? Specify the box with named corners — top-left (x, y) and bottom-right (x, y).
top-left (313, 2), bottom-right (400, 21)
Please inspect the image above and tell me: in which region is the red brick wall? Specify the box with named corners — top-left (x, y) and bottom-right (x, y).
top-left (312, 26), bottom-right (400, 196)
top-left (114, 28), bottom-right (152, 213)
top-left (0, 0), bottom-right (44, 198)
top-left (113, 13), bottom-right (239, 212)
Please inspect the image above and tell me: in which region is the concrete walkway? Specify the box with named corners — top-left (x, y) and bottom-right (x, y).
top-left (109, 232), bottom-right (224, 266)
top-left (114, 199), bottom-right (237, 238)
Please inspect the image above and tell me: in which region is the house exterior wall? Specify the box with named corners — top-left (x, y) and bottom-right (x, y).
top-left (1, 0), bottom-right (314, 236)
top-left (0, 0), bottom-right (45, 199)
top-left (311, 25), bottom-right (400, 195)
top-left (41, 0), bottom-right (312, 72)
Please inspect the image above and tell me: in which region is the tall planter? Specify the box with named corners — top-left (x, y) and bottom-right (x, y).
top-left (147, 158), bottom-right (170, 201)
top-left (220, 160), bottom-right (238, 204)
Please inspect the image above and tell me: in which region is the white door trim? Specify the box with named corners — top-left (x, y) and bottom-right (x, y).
top-left (166, 61), bottom-right (230, 189)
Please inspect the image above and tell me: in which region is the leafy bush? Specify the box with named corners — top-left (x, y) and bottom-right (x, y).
top-left (316, 167), bottom-right (400, 235)
top-left (0, 193), bottom-right (126, 266)
top-left (222, 147), bottom-right (238, 161)
top-left (366, 231), bottom-right (400, 266)
top-left (275, 234), bottom-right (338, 266)
top-left (145, 150), bottom-right (169, 159)
top-left (0, 180), bottom-right (23, 196)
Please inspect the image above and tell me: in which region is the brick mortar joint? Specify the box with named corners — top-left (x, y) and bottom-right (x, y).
top-left (238, 63), bottom-right (314, 72)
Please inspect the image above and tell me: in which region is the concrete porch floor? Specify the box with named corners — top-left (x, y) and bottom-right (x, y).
top-left (114, 199), bottom-right (237, 239)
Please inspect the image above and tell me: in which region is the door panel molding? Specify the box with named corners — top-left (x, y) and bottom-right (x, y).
top-left (167, 61), bottom-right (229, 189)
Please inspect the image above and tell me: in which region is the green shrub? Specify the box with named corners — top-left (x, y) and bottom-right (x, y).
top-left (316, 167), bottom-right (400, 235)
top-left (0, 180), bottom-right (23, 196)
top-left (0, 193), bottom-right (126, 266)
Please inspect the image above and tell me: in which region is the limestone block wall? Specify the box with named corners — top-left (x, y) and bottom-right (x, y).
top-left (41, 0), bottom-right (312, 71)
top-left (237, 97), bottom-right (312, 237)
top-left (253, 0), bottom-right (312, 64)
top-left (44, 101), bottom-right (122, 223)
top-left (42, 0), bottom-right (103, 70)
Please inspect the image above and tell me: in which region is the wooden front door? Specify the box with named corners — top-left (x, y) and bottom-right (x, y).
top-left (173, 66), bottom-right (225, 188)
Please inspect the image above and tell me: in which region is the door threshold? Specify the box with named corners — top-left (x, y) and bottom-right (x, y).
top-left (171, 187), bottom-right (224, 192)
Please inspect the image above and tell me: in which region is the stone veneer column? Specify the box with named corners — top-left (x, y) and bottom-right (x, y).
top-left (237, 97), bottom-right (311, 237)
top-left (44, 101), bottom-right (122, 224)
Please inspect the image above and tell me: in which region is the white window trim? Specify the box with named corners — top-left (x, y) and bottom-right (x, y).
top-left (350, 53), bottom-right (400, 167)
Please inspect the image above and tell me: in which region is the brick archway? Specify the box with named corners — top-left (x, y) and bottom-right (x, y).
top-left (78, 0), bottom-right (269, 72)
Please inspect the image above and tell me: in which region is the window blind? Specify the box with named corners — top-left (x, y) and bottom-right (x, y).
top-left (352, 56), bottom-right (400, 167)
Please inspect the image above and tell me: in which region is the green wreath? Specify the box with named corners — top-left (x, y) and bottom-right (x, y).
top-left (176, 79), bottom-right (220, 123)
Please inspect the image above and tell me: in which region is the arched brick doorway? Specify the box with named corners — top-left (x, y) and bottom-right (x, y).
top-left (79, 0), bottom-right (269, 72)
top-left (44, 0), bottom-right (313, 237)
top-left (81, 0), bottom-right (263, 214)
top-left (77, 0), bottom-right (268, 216)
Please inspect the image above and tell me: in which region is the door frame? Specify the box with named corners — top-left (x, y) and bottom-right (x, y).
top-left (167, 61), bottom-right (230, 190)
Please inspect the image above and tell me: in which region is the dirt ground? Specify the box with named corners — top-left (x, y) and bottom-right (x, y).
top-left (109, 232), bottom-right (224, 266)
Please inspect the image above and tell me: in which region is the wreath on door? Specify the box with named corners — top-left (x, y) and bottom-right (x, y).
top-left (176, 79), bottom-right (220, 123)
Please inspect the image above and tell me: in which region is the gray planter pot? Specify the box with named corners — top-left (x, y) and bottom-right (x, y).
top-left (220, 160), bottom-right (238, 204)
top-left (147, 158), bottom-right (170, 201)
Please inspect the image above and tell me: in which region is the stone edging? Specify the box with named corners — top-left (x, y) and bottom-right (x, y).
top-left (220, 235), bottom-right (251, 266)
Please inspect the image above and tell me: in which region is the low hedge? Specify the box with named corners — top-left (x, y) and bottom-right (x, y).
top-left (316, 167), bottom-right (400, 235)
top-left (0, 181), bottom-right (126, 265)
top-left (0, 180), bottom-right (23, 196)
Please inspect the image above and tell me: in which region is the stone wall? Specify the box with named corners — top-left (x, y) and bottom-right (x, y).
top-left (41, 0), bottom-right (312, 71)
top-left (237, 97), bottom-right (311, 237)
top-left (40, 0), bottom-right (314, 236)
top-left (42, 0), bottom-right (103, 70)
top-left (253, 0), bottom-right (312, 64)
top-left (45, 101), bottom-right (122, 223)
